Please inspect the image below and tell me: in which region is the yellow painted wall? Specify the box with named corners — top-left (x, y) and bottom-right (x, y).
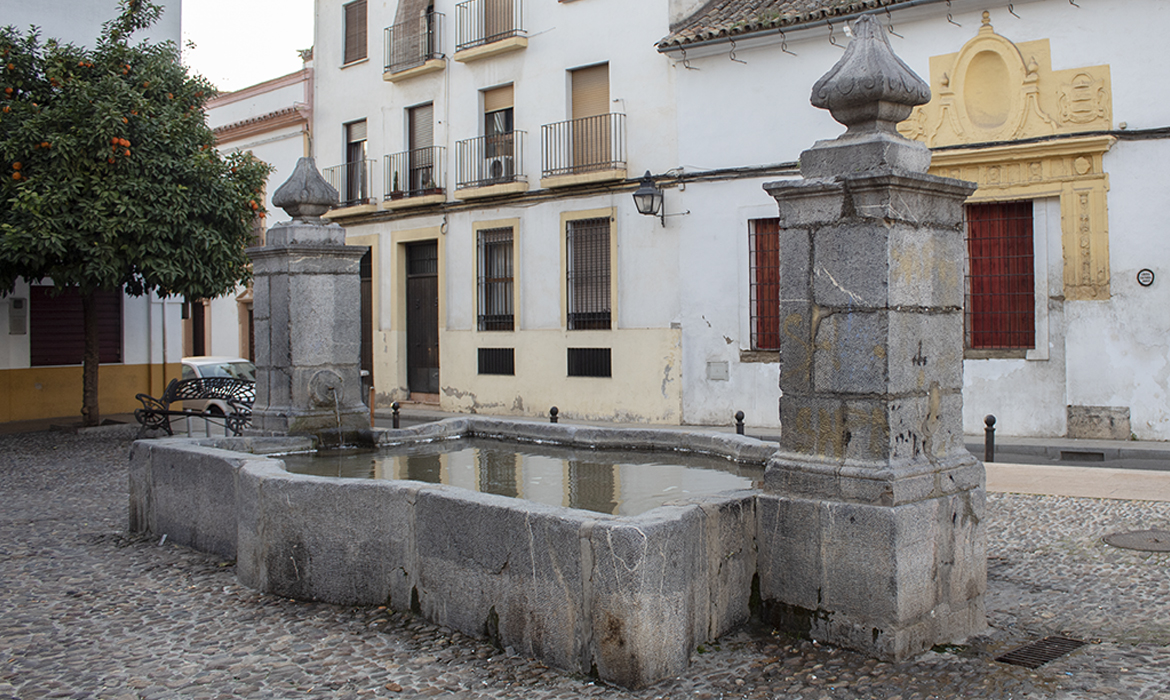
top-left (0, 362), bottom-right (181, 423)
top-left (438, 328), bottom-right (683, 423)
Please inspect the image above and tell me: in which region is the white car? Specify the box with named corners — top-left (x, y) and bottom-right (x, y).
top-left (180, 356), bottom-right (256, 415)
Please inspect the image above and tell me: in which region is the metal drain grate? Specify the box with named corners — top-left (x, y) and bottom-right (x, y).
top-left (1103, 529), bottom-right (1170, 552)
top-left (995, 636), bottom-right (1086, 669)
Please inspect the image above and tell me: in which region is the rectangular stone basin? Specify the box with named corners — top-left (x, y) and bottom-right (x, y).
top-left (128, 417), bottom-right (776, 688)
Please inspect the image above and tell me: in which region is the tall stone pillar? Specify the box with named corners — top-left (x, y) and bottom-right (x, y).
top-left (758, 15), bottom-right (986, 659)
top-left (248, 157), bottom-right (369, 436)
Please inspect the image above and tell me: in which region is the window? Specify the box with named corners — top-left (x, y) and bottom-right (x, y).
top-left (478, 348), bottom-right (515, 375)
top-left (483, 84), bottom-right (514, 173)
top-left (566, 217), bottom-right (610, 330)
top-left (344, 120), bottom-right (368, 205)
top-left (567, 348), bottom-right (611, 377)
top-left (29, 287), bottom-right (122, 366)
top-left (408, 103), bottom-right (436, 192)
top-left (570, 63), bottom-right (611, 171)
top-left (477, 226), bottom-right (514, 331)
top-left (965, 201), bottom-right (1035, 351)
top-left (749, 218), bottom-right (781, 351)
top-left (343, 0), bottom-right (368, 64)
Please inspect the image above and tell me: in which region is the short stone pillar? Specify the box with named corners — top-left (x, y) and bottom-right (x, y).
top-left (759, 15), bottom-right (986, 659)
top-left (247, 157), bottom-right (369, 437)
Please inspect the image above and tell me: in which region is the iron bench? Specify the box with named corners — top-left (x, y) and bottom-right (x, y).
top-left (134, 377), bottom-right (255, 437)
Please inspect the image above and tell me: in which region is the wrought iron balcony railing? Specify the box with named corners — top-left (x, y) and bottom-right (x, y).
top-left (385, 146), bottom-right (446, 199)
top-left (384, 11), bottom-right (445, 74)
top-left (540, 113), bottom-right (626, 179)
top-left (322, 159), bottom-right (375, 207)
top-left (455, 0), bottom-right (524, 52)
top-left (455, 131), bottom-right (526, 190)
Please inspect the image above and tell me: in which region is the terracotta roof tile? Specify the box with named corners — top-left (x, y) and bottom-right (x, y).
top-left (659, 0), bottom-right (921, 50)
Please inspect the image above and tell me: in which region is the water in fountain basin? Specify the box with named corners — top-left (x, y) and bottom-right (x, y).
top-left (281, 437), bottom-right (762, 516)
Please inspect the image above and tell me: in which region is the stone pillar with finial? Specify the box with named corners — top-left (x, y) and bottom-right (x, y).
top-left (758, 15), bottom-right (986, 660)
top-left (247, 157), bottom-right (370, 438)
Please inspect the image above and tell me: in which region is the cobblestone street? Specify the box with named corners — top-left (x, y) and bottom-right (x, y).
top-left (2, 430), bottom-right (1169, 699)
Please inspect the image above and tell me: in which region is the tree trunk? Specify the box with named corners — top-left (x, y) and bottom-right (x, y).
top-left (80, 289), bottom-right (101, 427)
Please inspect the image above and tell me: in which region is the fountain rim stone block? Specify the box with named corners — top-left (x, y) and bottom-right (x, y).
top-left (128, 417), bottom-right (774, 689)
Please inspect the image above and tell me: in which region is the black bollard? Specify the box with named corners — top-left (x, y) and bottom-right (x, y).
top-left (550, 406), bottom-right (559, 424)
top-left (735, 410), bottom-right (745, 435)
top-left (984, 414), bottom-right (996, 463)
top-left (392, 401), bottom-right (401, 429)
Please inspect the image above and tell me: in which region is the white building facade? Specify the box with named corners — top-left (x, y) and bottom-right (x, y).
top-left (660, 0), bottom-right (1170, 440)
top-left (313, 0), bottom-right (1170, 439)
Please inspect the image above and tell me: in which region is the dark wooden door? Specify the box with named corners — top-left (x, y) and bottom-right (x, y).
top-left (360, 249), bottom-right (374, 400)
top-left (406, 241), bottom-right (439, 394)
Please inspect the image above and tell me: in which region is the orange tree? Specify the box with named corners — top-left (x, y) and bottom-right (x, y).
top-left (0, 1), bottom-right (270, 425)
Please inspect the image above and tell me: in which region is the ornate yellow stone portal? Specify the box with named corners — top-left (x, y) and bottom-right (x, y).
top-left (899, 12), bottom-right (1115, 300)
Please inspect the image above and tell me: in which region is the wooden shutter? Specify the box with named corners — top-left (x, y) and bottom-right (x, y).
top-left (409, 103), bottom-right (434, 150)
top-left (344, 0), bottom-right (368, 64)
top-left (966, 201), bottom-right (1035, 349)
top-left (571, 64), bottom-right (609, 120)
top-left (751, 218), bottom-right (781, 351)
top-left (483, 85), bottom-right (514, 114)
top-left (29, 287), bottom-right (122, 366)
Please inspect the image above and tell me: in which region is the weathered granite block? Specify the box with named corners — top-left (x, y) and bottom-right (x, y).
top-left (764, 177), bottom-right (846, 227)
top-left (885, 311), bottom-right (964, 395)
top-left (887, 222), bottom-right (966, 308)
top-left (844, 169), bottom-right (973, 225)
top-left (813, 310), bottom-right (888, 395)
top-left (812, 223), bottom-right (891, 308)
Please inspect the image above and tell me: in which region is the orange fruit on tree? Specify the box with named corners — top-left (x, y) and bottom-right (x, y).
top-left (12, 172), bottom-right (20, 180)
top-left (12, 162), bottom-right (20, 170)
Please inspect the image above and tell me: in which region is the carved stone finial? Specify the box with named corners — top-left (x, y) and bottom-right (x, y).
top-left (272, 157), bottom-right (339, 223)
top-left (810, 14), bottom-right (931, 135)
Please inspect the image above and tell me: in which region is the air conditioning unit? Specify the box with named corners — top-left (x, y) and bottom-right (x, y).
top-left (484, 155), bottom-right (514, 182)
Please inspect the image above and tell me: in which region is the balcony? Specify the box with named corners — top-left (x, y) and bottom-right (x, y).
top-left (322, 159), bottom-right (377, 215)
top-left (540, 113), bottom-right (626, 188)
top-left (384, 146), bottom-right (447, 210)
top-left (384, 11), bottom-right (445, 82)
top-left (454, 0), bottom-right (527, 62)
top-left (454, 131), bottom-right (528, 199)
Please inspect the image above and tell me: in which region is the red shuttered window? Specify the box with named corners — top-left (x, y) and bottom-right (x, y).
top-left (750, 218), bottom-right (781, 351)
top-left (29, 286), bottom-right (123, 366)
top-left (965, 201), bottom-right (1035, 350)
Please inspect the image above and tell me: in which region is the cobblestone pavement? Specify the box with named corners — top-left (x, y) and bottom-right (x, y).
top-left (2, 430), bottom-right (1169, 700)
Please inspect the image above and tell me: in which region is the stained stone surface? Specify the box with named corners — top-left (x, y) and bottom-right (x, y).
top-left (761, 13), bottom-right (983, 661)
top-left (248, 160), bottom-right (368, 436)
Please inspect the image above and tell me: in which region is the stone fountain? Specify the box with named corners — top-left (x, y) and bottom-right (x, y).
top-left (246, 157), bottom-right (369, 438)
top-left (127, 14), bottom-right (988, 689)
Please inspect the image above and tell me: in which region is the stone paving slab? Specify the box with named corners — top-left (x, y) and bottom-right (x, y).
top-left (2, 431), bottom-right (1170, 699)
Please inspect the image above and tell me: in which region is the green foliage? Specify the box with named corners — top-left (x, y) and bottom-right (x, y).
top-left (0, 0), bottom-right (272, 300)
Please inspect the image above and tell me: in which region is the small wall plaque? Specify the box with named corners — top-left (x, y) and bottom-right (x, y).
top-left (1137, 269), bottom-right (1155, 287)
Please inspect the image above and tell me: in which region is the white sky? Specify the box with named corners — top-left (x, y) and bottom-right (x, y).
top-left (181, 0), bottom-right (315, 93)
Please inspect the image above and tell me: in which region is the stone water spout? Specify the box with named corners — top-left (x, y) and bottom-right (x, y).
top-left (247, 157), bottom-right (370, 437)
top-left (758, 13), bottom-right (986, 661)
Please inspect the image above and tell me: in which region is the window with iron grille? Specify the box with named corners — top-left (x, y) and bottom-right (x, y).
top-left (965, 201), bottom-right (1035, 351)
top-left (566, 217), bottom-right (610, 330)
top-left (477, 227), bottom-right (514, 331)
top-left (749, 218), bottom-right (781, 351)
top-left (343, 0), bottom-right (368, 64)
top-left (567, 347), bottom-right (611, 377)
top-left (478, 347), bottom-right (515, 375)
